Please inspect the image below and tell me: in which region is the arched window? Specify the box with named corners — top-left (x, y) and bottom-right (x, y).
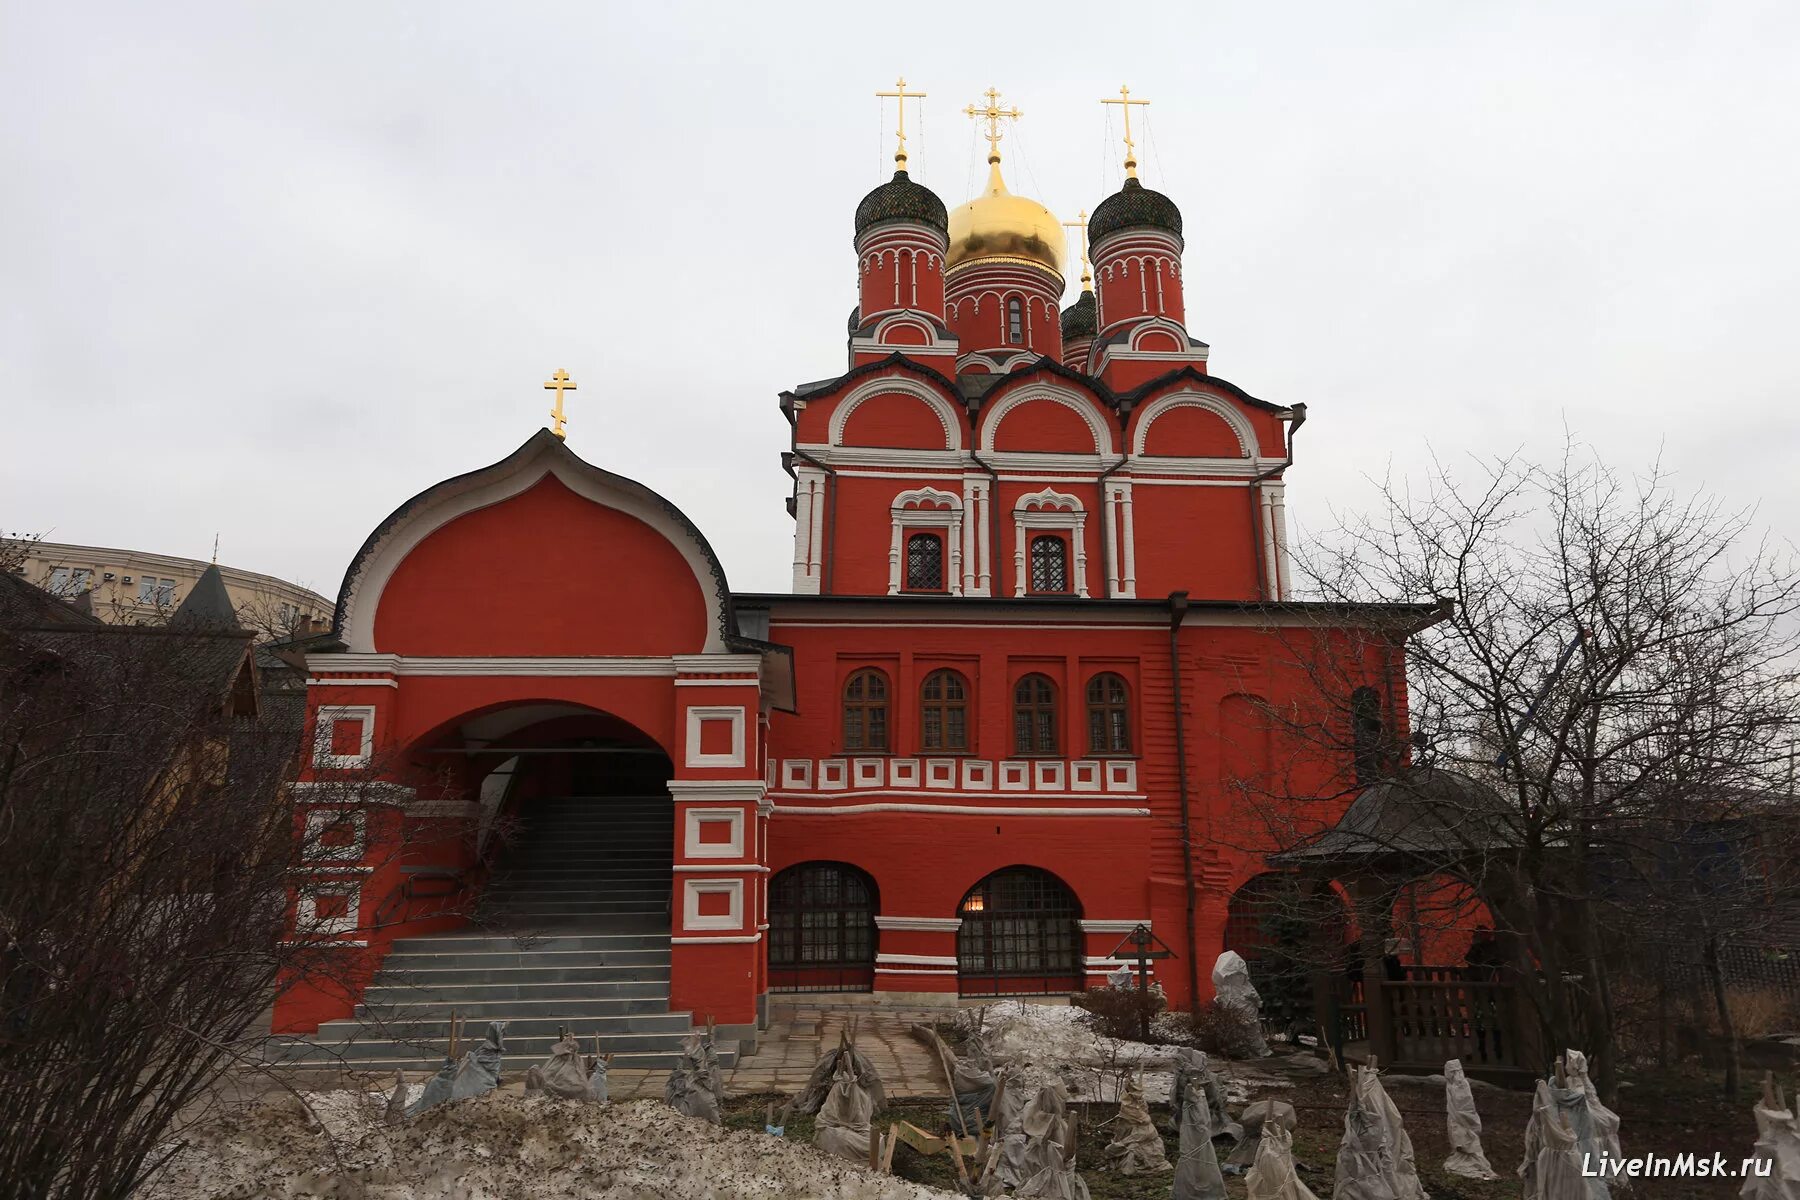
top-left (1352, 686), bottom-right (1384, 785)
top-left (1224, 874), bottom-right (1349, 1031)
top-left (843, 669), bottom-right (889, 752)
top-left (769, 862), bottom-right (877, 992)
top-left (957, 866), bottom-right (1082, 996)
top-left (1085, 673), bottom-right (1131, 754)
top-left (1029, 535), bottom-right (1068, 593)
top-left (1013, 674), bottom-right (1058, 755)
top-left (905, 532), bottom-right (944, 591)
top-left (1006, 297), bottom-right (1024, 344)
top-left (921, 669), bottom-right (970, 752)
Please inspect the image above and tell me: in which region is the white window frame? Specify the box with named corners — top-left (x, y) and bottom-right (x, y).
top-left (889, 487), bottom-right (964, 596)
top-left (312, 705), bottom-right (375, 769)
top-left (303, 808), bottom-right (365, 862)
top-left (1012, 489), bottom-right (1089, 598)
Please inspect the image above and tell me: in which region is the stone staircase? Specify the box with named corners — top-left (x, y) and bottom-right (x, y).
top-left (273, 794), bottom-right (743, 1072)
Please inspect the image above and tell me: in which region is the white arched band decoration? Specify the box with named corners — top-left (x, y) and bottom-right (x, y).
top-left (828, 376), bottom-right (963, 451)
top-left (889, 486), bottom-right (964, 595)
top-left (337, 433), bottom-right (731, 654)
top-left (872, 314), bottom-right (939, 345)
top-left (1131, 390), bottom-right (1259, 459)
top-left (1012, 488), bottom-right (1089, 598)
top-left (978, 383), bottom-right (1114, 456)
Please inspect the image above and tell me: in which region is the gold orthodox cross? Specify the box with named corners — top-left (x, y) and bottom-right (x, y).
top-left (964, 87), bottom-right (1021, 162)
top-left (1062, 209), bottom-right (1092, 288)
top-left (1101, 84), bottom-right (1150, 178)
top-left (544, 369), bottom-right (576, 439)
top-left (875, 76), bottom-right (926, 171)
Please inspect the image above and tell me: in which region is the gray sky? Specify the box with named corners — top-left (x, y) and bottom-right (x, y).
top-left (4, 1), bottom-right (1797, 601)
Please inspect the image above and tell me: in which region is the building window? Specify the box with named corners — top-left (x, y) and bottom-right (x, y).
top-left (957, 866), bottom-right (1082, 997)
top-left (1029, 535), bottom-right (1068, 593)
top-left (1006, 297), bottom-right (1024, 344)
top-left (1013, 673), bottom-right (1059, 756)
top-left (48, 567), bottom-right (92, 595)
top-left (769, 862), bottom-right (877, 993)
top-left (921, 669), bottom-right (970, 752)
top-left (843, 668), bottom-right (890, 752)
top-left (138, 576), bottom-right (176, 606)
top-left (1086, 673), bottom-right (1131, 754)
top-left (905, 532), bottom-right (944, 591)
top-left (1352, 686), bottom-right (1384, 785)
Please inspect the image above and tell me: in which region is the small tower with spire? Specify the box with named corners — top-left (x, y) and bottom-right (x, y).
top-left (850, 78), bottom-right (953, 368)
top-left (1059, 209), bottom-right (1097, 370)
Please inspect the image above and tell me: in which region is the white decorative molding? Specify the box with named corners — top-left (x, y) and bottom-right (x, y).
top-left (889, 758), bottom-right (920, 788)
top-left (874, 915), bottom-right (965, 932)
top-left (1079, 919), bottom-right (1154, 933)
top-left (998, 761), bottom-right (1030, 791)
top-left (296, 882), bottom-right (361, 937)
top-left (1012, 489), bottom-right (1089, 598)
top-left (312, 705), bottom-right (375, 770)
top-left (286, 780), bottom-right (417, 806)
top-left (1105, 760), bottom-right (1138, 792)
top-left (818, 759), bottom-right (848, 790)
top-left (875, 952), bottom-right (960, 966)
top-left (685, 705), bottom-right (747, 769)
top-left (1131, 389), bottom-right (1257, 458)
top-left (1033, 760), bottom-right (1066, 790)
top-left (978, 383), bottom-right (1113, 455)
top-left (827, 376), bottom-right (963, 451)
top-left (888, 486), bottom-right (965, 595)
top-left (924, 759), bottom-right (958, 789)
top-left (771, 802), bottom-right (1151, 817)
top-left (681, 878), bottom-right (745, 931)
top-left (1071, 761), bottom-right (1102, 792)
top-left (305, 677), bottom-right (396, 688)
top-left (683, 808), bottom-right (745, 859)
top-left (852, 757), bottom-right (885, 788)
top-left (962, 760), bottom-right (993, 790)
top-left (303, 809), bottom-right (365, 862)
top-left (667, 779), bottom-right (763, 801)
top-left (671, 932), bottom-right (763, 945)
top-left (781, 759), bottom-right (814, 790)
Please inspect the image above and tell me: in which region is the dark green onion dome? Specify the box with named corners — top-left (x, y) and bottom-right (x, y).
top-left (847, 305), bottom-right (861, 335)
top-left (854, 169), bottom-right (949, 240)
top-left (1060, 291), bottom-right (1096, 340)
top-left (1087, 176), bottom-right (1183, 247)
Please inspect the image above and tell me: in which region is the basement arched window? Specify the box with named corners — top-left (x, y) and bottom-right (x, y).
top-left (905, 532), bottom-right (944, 591)
top-left (769, 861), bottom-right (877, 993)
top-left (1013, 674), bottom-right (1059, 756)
top-left (843, 669), bottom-right (890, 753)
top-left (957, 866), bottom-right (1082, 996)
top-left (921, 669), bottom-right (970, 752)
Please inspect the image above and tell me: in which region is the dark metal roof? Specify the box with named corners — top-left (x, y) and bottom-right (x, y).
top-left (854, 170), bottom-right (949, 239)
top-left (1272, 768), bottom-right (1519, 867)
top-left (170, 563), bottom-right (242, 632)
top-left (1089, 177), bottom-right (1183, 247)
top-left (1060, 291), bottom-right (1097, 340)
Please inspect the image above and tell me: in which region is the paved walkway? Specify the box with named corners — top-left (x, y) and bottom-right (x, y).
top-left (606, 999), bottom-right (969, 1101)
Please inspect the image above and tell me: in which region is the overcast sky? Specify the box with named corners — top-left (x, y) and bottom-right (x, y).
top-left (4, 1), bottom-right (1797, 601)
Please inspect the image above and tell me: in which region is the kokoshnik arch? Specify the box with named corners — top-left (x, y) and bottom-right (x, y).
top-left (276, 88), bottom-right (1447, 1045)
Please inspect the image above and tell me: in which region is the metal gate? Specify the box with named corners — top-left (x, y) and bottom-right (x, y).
top-left (768, 862), bottom-right (876, 993)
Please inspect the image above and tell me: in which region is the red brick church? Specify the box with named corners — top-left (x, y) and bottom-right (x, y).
top-left (275, 92), bottom-right (1438, 1068)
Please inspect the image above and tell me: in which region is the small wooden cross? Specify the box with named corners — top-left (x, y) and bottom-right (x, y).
top-left (1101, 84), bottom-right (1150, 177)
top-left (543, 369), bottom-right (576, 439)
top-left (875, 76), bottom-right (926, 170)
top-left (964, 87), bottom-right (1021, 162)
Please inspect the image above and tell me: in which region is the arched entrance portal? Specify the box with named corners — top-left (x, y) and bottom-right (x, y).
top-left (420, 702), bottom-right (676, 932)
top-left (956, 866), bottom-right (1083, 997)
top-left (768, 862), bottom-right (877, 993)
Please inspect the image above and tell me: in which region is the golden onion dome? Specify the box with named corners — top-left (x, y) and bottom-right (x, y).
top-left (946, 159), bottom-right (1065, 277)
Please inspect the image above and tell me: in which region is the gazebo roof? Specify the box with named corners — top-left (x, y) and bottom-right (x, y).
top-left (1273, 767), bottom-right (1519, 868)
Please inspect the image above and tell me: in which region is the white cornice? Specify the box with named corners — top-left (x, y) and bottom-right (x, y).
top-left (874, 916), bottom-right (965, 932)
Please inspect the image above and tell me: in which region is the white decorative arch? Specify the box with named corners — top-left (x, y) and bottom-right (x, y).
top-left (828, 376), bottom-right (963, 451)
top-left (337, 431), bottom-right (731, 654)
top-left (1012, 488), bottom-right (1089, 598)
top-left (978, 383), bottom-right (1114, 455)
top-left (1131, 390), bottom-right (1258, 459)
top-left (888, 486), bottom-right (964, 595)
top-left (873, 314), bottom-right (936, 344)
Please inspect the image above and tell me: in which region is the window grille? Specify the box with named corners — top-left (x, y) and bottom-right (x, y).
top-left (905, 532), bottom-right (944, 591)
top-left (957, 867), bottom-right (1081, 996)
top-left (1007, 297), bottom-right (1024, 344)
top-left (769, 862), bottom-right (877, 992)
top-left (1029, 536), bottom-right (1068, 592)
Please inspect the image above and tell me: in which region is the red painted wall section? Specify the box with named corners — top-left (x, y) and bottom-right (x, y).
top-left (371, 476), bottom-right (708, 657)
top-left (1128, 486), bottom-right (1260, 600)
top-left (986, 398), bottom-right (1104, 455)
top-left (840, 393), bottom-right (954, 450)
top-left (1139, 406), bottom-right (1246, 459)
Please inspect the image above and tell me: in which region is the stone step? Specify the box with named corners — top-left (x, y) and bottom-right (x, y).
top-left (374, 960), bottom-right (671, 983)
top-left (282, 1031), bottom-right (721, 1063)
top-left (480, 889), bottom-right (670, 904)
top-left (272, 1044), bottom-right (736, 1073)
top-left (388, 932), bottom-right (670, 953)
top-left (477, 904), bottom-right (670, 919)
top-left (310, 1012), bottom-right (695, 1044)
top-left (357, 990), bottom-right (671, 1016)
top-left (365, 978), bottom-right (670, 1003)
top-left (381, 951), bottom-right (671, 974)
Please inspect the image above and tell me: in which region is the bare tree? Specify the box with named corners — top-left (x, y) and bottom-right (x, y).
top-left (1227, 439), bottom-right (1800, 1099)
top-left (0, 607), bottom-right (434, 1197)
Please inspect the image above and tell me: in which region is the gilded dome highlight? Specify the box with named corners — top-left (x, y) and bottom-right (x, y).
top-left (946, 161), bottom-right (1065, 277)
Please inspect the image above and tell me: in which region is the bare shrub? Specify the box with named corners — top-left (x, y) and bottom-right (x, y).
top-left (1156, 1001), bottom-right (1265, 1059)
top-left (1072, 985), bottom-right (1165, 1042)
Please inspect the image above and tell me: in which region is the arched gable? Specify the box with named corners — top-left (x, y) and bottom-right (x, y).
top-left (979, 383), bottom-right (1114, 455)
top-left (828, 376), bottom-right (962, 451)
top-left (1132, 390), bottom-right (1259, 459)
top-left (335, 430), bottom-right (734, 654)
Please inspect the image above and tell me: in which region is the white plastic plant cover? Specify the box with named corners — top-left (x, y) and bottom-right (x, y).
top-left (1016, 1137), bottom-right (1092, 1200)
top-left (1229, 1099), bottom-right (1299, 1170)
top-left (1333, 1082), bottom-right (1398, 1200)
top-left (1173, 1048), bottom-right (1244, 1148)
top-left (1173, 1058), bottom-right (1228, 1200)
top-left (813, 1057), bottom-right (875, 1163)
top-left (1107, 964), bottom-right (1135, 990)
top-left (665, 1031), bottom-right (723, 1124)
top-left (1442, 1059), bottom-right (1497, 1180)
top-left (1211, 951), bottom-right (1271, 1057)
top-left (1104, 1074), bottom-right (1171, 1176)
top-left (796, 1044), bottom-right (888, 1117)
top-left (524, 1034), bottom-right (591, 1099)
top-left (1356, 1065), bottom-right (1427, 1200)
top-left (1247, 1121), bottom-right (1321, 1200)
top-left (586, 1053), bottom-right (609, 1103)
top-left (383, 1070), bottom-right (408, 1127)
top-left (950, 1044), bottom-right (997, 1137)
top-left (447, 1020), bottom-right (508, 1102)
top-left (1741, 1086), bottom-right (1800, 1200)
top-left (985, 1077), bottom-right (1040, 1192)
top-left (1564, 1050), bottom-right (1625, 1186)
top-left (1519, 1079), bottom-right (1600, 1200)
